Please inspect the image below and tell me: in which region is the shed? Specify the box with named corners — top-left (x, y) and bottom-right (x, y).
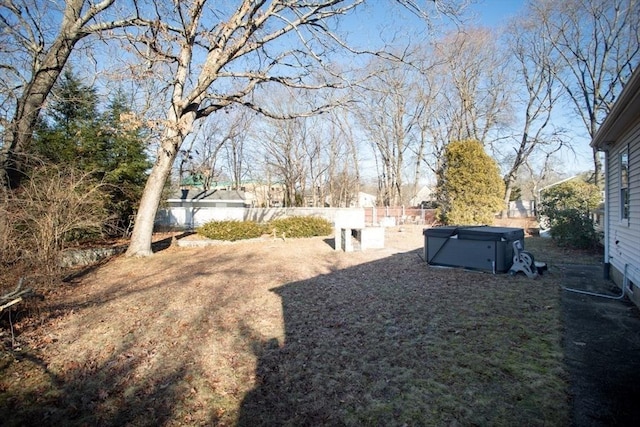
top-left (156, 188), bottom-right (251, 229)
top-left (168, 189), bottom-right (250, 208)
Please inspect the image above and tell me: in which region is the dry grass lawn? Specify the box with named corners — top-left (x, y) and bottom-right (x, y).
top-left (0, 224), bottom-right (600, 426)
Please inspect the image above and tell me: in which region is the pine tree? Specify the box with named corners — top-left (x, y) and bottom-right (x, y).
top-left (100, 89), bottom-right (151, 232)
top-left (34, 70), bottom-right (102, 168)
top-left (436, 139), bottom-right (505, 225)
top-left (34, 73), bottom-right (150, 235)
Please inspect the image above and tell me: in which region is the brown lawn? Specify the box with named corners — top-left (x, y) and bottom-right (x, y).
top-left (1, 224), bottom-right (598, 426)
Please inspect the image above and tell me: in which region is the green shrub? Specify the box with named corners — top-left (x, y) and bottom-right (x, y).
top-left (196, 216), bottom-right (334, 241)
top-left (546, 209), bottom-right (599, 250)
top-left (268, 216), bottom-right (333, 238)
top-left (538, 179), bottom-right (601, 250)
top-left (196, 220), bottom-right (266, 241)
top-left (436, 139), bottom-right (505, 225)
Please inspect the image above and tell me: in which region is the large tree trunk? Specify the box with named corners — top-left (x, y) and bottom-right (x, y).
top-left (592, 146), bottom-right (602, 186)
top-left (125, 150), bottom-right (175, 257)
top-left (126, 111), bottom-right (196, 257)
top-left (502, 177), bottom-right (515, 219)
top-left (1, 36), bottom-right (77, 188)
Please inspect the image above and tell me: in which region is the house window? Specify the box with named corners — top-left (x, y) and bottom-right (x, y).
top-left (621, 150), bottom-right (629, 221)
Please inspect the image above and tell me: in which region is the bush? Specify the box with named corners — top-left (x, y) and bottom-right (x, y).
top-left (1, 164), bottom-right (109, 289)
top-left (268, 216), bottom-right (333, 238)
top-left (195, 216), bottom-right (333, 241)
top-left (538, 179), bottom-right (601, 250)
top-left (436, 139), bottom-right (505, 225)
top-left (547, 209), bottom-right (599, 250)
top-left (196, 220), bottom-right (266, 241)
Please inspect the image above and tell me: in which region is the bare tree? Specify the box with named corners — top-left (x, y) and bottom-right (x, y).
top-left (533, 0), bottom-right (640, 184)
top-left (125, 0), bottom-right (354, 254)
top-left (499, 12), bottom-right (565, 216)
top-left (222, 110), bottom-right (254, 190)
top-left (176, 124), bottom-right (226, 191)
top-left (354, 56), bottom-right (425, 206)
top-left (262, 115), bottom-right (308, 207)
top-left (432, 27), bottom-right (511, 145)
top-left (124, 0), bottom-right (459, 256)
top-left (326, 109), bottom-right (360, 207)
top-left (0, 0), bottom-right (143, 189)
top-left (176, 110), bottom-right (254, 191)
top-left (303, 117), bottom-right (328, 207)
top-left (414, 61), bottom-right (450, 178)
top-left (522, 151), bottom-right (565, 212)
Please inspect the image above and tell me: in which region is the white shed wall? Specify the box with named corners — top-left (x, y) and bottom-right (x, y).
top-left (155, 207), bottom-right (365, 230)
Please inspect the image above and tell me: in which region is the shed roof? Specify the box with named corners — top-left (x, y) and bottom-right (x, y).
top-left (169, 189), bottom-right (246, 202)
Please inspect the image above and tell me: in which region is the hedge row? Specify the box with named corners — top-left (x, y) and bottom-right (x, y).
top-left (196, 216), bottom-right (333, 241)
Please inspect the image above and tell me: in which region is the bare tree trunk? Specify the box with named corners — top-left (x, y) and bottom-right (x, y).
top-left (2, 28), bottom-right (79, 187)
top-left (1, 0), bottom-right (139, 188)
top-left (126, 155), bottom-right (173, 256)
top-left (126, 111), bottom-right (196, 256)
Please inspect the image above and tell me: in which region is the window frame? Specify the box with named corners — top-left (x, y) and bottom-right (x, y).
top-left (620, 146), bottom-right (629, 222)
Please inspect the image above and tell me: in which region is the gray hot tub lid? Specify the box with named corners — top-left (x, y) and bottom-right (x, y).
top-left (457, 226), bottom-right (524, 241)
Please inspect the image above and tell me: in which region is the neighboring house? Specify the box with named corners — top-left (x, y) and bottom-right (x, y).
top-left (179, 175), bottom-right (286, 208)
top-left (357, 192), bottom-right (376, 208)
top-left (209, 181), bottom-right (285, 208)
top-left (591, 67), bottom-right (640, 307)
top-left (409, 186), bottom-right (434, 208)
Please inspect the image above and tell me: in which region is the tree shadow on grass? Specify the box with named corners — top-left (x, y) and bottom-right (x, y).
top-left (1, 347), bottom-right (206, 427)
top-left (151, 231), bottom-right (195, 253)
top-left (238, 250), bottom-right (570, 426)
top-left (0, 249), bottom-right (244, 426)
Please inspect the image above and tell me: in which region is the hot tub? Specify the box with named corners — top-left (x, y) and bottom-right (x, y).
top-left (423, 226), bottom-right (525, 273)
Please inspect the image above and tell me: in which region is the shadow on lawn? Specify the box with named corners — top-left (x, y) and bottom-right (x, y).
top-left (4, 345), bottom-right (201, 426)
top-left (1, 249), bottom-right (245, 426)
top-left (237, 249), bottom-right (569, 426)
top-left (1, 237), bottom-right (576, 425)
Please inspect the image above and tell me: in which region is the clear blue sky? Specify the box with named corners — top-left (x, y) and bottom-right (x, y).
top-left (344, 0), bottom-right (527, 50)
top-left (466, 0), bottom-right (526, 27)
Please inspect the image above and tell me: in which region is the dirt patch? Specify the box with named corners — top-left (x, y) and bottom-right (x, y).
top-left (0, 225), bottom-right (611, 426)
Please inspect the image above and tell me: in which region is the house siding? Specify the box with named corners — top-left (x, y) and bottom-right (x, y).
top-left (607, 118), bottom-right (640, 303)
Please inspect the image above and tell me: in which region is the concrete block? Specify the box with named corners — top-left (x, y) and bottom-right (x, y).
top-left (341, 228), bottom-right (354, 252)
top-left (359, 227), bottom-right (385, 250)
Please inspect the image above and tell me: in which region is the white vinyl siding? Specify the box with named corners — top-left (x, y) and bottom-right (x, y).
top-left (607, 119), bottom-right (640, 287)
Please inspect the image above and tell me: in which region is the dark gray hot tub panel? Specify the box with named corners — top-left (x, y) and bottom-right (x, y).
top-left (423, 226), bottom-right (525, 273)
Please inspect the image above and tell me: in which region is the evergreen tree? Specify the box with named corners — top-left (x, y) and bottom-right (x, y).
top-left (34, 73), bottom-right (150, 235)
top-left (34, 70), bottom-right (102, 168)
top-left (100, 89), bottom-right (151, 232)
top-left (537, 178), bottom-right (601, 249)
top-left (436, 139), bottom-right (505, 225)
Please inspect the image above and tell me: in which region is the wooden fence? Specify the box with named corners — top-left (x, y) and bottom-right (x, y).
top-left (364, 207), bottom-right (437, 226)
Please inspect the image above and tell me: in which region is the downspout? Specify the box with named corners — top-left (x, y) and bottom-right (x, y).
top-left (603, 149), bottom-right (611, 280)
